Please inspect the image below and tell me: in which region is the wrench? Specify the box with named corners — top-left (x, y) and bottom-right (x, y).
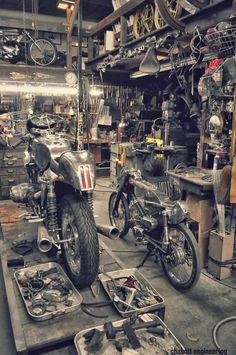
top-left (113, 295), bottom-right (138, 311)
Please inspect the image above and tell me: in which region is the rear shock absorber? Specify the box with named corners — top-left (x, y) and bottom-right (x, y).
top-left (85, 191), bottom-right (94, 212)
top-left (46, 184), bottom-right (59, 235)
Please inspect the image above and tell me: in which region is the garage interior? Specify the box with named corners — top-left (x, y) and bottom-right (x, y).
top-left (0, 1), bottom-right (235, 354)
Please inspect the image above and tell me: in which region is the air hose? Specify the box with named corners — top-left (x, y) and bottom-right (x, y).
top-left (213, 316), bottom-right (236, 349)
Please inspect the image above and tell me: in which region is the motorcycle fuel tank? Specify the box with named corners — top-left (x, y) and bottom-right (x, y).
top-left (59, 150), bottom-right (96, 191)
top-left (31, 135), bottom-right (71, 172)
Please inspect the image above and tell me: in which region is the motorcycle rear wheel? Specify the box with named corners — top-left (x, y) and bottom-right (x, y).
top-left (109, 192), bottom-right (130, 238)
top-left (160, 223), bottom-right (200, 291)
top-left (29, 38), bottom-right (57, 66)
top-left (60, 194), bottom-right (99, 289)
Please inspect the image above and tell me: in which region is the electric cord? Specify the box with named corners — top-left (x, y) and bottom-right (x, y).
top-left (213, 316), bottom-right (236, 350)
top-left (201, 271), bottom-right (236, 290)
top-left (208, 256), bottom-right (236, 266)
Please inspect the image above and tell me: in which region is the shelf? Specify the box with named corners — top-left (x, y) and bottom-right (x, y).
top-left (86, 0), bottom-right (231, 72)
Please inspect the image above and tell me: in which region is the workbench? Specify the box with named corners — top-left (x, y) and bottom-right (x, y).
top-left (0, 201), bottom-right (165, 355)
top-left (168, 170), bottom-right (214, 268)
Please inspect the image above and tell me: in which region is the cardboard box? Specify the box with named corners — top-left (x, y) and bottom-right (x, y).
top-left (208, 230), bottom-right (234, 280)
top-left (104, 31), bottom-right (114, 51)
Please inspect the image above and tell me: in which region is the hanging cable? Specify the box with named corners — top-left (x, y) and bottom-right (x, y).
top-left (22, 0), bottom-right (28, 65)
top-left (212, 316), bottom-right (236, 349)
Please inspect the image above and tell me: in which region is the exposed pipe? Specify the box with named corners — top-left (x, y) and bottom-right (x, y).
top-left (75, 0), bottom-right (84, 150)
top-left (97, 224), bottom-right (120, 240)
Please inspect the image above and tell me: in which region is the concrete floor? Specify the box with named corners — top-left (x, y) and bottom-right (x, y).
top-left (0, 178), bottom-right (236, 354)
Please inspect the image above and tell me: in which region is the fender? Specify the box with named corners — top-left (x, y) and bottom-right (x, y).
top-left (59, 150), bottom-right (96, 191)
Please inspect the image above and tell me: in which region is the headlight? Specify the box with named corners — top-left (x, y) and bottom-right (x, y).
top-left (168, 201), bottom-right (187, 224)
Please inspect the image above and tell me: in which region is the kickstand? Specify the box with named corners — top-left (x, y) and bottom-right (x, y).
top-left (136, 250), bottom-right (153, 268)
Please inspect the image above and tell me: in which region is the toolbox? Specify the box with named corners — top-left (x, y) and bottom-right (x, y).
top-left (99, 268), bottom-right (164, 318)
top-left (14, 262), bottom-right (83, 321)
top-left (74, 313), bottom-right (184, 355)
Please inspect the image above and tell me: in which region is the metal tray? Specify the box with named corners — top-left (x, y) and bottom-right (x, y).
top-left (74, 313), bottom-right (184, 355)
top-left (14, 262), bottom-right (83, 321)
top-left (98, 268), bottom-right (164, 318)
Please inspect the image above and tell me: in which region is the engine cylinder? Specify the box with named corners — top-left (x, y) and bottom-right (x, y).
top-left (10, 183), bottom-right (39, 203)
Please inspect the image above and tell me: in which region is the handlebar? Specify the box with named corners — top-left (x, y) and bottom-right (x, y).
top-left (11, 134), bottom-right (30, 149)
top-left (11, 138), bottom-right (24, 149)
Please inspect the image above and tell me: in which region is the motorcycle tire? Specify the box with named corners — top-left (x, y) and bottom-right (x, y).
top-left (160, 223), bottom-right (200, 291)
top-left (155, 0), bottom-right (185, 32)
top-left (108, 192), bottom-right (130, 238)
top-left (60, 194), bottom-right (99, 289)
top-left (28, 38), bottom-right (57, 66)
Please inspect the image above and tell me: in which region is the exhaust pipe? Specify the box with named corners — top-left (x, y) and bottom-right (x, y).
top-left (97, 223), bottom-right (120, 240)
top-left (37, 223), bottom-right (53, 253)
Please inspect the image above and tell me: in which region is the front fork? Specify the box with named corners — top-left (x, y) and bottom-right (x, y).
top-left (112, 174), bottom-right (129, 214)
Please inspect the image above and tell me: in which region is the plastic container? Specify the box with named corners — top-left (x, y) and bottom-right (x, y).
top-left (14, 262), bottom-right (83, 321)
top-left (74, 313), bottom-right (184, 355)
top-left (98, 268), bottom-right (164, 318)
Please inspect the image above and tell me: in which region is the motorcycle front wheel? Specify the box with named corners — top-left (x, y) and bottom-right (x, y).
top-left (60, 194), bottom-right (99, 289)
top-left (29, 38), bottom-right (57, 66)
top-left (108, 192), bottom-right (130, 237)
top-left (160, 223), bottom-right (200, 291)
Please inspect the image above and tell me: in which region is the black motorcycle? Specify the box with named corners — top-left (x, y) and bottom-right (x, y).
top-left (0, 28), bottom-right (57, 66)
top-left (109, 169), bottom-right (200, 291)
top-left (10, 114), bottom-right (99, 288)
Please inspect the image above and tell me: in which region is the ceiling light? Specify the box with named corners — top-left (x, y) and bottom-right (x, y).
top-left (130, 71), bottom-right (148, 79)
top-left (0, 82), bottom-right (77, 96)
top-left (57, 0), bottom-right (75, 10)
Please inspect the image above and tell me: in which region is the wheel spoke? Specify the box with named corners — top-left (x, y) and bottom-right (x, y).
top-left (162, 227), bottom-right (195, 286)
top-left (62, 206), bottom-right (81, 275)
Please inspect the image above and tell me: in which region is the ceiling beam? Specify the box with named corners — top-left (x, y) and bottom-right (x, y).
top-left (0, 9), bottom-right (95, 35)
top-left (67, 0), bottom-right (79, 37)
top-left (89, 0), bottom-right (146, 36)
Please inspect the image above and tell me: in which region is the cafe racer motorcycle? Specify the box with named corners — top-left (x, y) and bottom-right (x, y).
top-left (109, 169), bottom-right (200, 291)
top-left (10, 115), bottom-right (99, 288)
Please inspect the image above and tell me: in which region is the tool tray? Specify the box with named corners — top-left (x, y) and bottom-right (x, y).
top-left (99, 268), bottom-right (164, 318)
top-left (74, 313), bottom-right (184, 355)
top-left (14, 262), bottom-right (83, 321)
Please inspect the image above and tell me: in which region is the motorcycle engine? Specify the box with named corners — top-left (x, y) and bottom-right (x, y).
top-left (10, 183), bottom-right (40, 203)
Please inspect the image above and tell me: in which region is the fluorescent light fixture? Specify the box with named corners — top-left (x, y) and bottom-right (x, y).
top-left (130, 71), bottom-right (148, 79)
top-left (0, 82), bottom-right (77, 96)
top-left (57, 0), bottom-right (75, 10)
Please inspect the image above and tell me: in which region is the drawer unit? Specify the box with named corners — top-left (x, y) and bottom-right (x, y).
top-left (0, 147), bottom-right (27, 200)
top-left (0, 167), bottom-right (25, 176)
top-left (2, 157), bottom-right (24, 168)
